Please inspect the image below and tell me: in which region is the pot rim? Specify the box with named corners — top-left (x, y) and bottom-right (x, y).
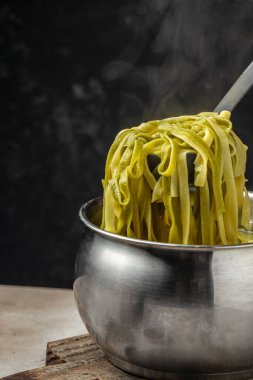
top-left (79, 195), bottom-right (253, 252)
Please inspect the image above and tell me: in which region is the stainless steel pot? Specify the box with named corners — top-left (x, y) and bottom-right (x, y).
top-left (74, 193), bottom-right (253, 379)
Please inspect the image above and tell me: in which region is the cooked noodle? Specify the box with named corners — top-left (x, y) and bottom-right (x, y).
top-left (101, 111), bottom-right (250, 245)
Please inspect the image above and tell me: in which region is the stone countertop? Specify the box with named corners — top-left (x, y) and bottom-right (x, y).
top-left (0, 285), bottom-right (87, 377)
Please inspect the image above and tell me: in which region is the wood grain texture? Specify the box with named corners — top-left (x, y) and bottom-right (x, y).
top-left (2, 334), bottom-right (144, 380)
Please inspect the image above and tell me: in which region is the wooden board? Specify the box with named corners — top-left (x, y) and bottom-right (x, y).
top-left (2, 334), bottom-right (144, 380)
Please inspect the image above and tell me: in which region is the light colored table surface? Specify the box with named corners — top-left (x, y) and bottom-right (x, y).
top-left (0, 285), bottom-right (87, 377)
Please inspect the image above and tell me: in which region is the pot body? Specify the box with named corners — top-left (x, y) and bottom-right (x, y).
top-left (74, 197), bottom-right (253, 379)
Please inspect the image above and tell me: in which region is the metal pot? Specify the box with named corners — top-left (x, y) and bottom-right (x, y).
top-left (74, 193), bottom-right (253, 379)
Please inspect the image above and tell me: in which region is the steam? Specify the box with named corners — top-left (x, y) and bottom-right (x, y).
top-left (103, 0), bottom-right (253, 123)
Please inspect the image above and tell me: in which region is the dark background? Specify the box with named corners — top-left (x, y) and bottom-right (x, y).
top-left (1, 0), bottom-right (253, 288)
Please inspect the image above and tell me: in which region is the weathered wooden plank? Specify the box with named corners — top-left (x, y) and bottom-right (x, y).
top-left (46, 335), bottom-right (105, 366)
top-left (2, 359), bottom-right (142, 380)
top-left (2, 334), bottom-right (144, 380)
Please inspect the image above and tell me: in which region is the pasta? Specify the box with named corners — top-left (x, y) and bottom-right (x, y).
top-left (101, 111), bottom-right (251, 245)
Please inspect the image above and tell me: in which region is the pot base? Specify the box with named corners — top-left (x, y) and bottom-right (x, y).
top-left (108, 355), bottom-right (253, 380)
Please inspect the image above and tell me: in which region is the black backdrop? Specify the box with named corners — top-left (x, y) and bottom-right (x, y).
top-left (1, 0), bottom-right (253, 288)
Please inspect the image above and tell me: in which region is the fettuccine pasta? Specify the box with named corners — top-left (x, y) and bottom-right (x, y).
top-left (101, 111), bottom-right (250, 245)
